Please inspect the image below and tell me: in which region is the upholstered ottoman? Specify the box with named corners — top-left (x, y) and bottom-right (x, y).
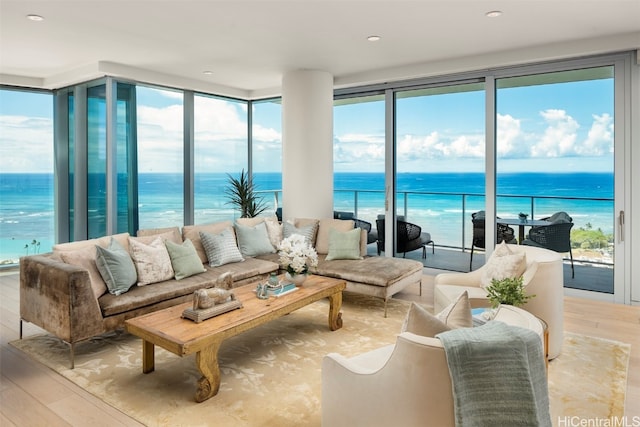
top-left (314, 256), bottom-right (424, 316)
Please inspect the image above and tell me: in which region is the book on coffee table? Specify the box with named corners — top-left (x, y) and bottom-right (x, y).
top-left (256, 283), bottom-right (299, 298)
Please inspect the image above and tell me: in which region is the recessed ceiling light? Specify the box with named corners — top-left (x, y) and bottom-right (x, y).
top-left (367, 35), bottom-right (381, 42)
top-left (26, 14), bottom-right (44, 21)
top-left (485, 10), bottom-right (502, 18)
top-left (202, 70), bottom-right (214, 75)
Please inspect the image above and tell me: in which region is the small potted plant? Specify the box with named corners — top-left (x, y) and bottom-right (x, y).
top-left (518, 212), bottom-right (529, 222)
top-left (485, 276), bottom-right (534, 309)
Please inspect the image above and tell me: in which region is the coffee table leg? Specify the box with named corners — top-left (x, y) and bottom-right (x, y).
top-left (327, 292), bottom-right (343, 331)
top-left (142, 340), bottom-right (155, 373)
top-left (195, 341), bottom-right (222, 402)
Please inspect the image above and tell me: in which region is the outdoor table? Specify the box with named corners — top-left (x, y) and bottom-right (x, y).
top-left (498, 218), bottom-right (551, 243)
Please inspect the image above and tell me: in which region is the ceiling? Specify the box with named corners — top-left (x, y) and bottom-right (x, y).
top-left (1, 0), bottom-right (639, 99)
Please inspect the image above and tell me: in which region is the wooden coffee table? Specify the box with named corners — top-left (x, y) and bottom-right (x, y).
top-left (124, 274), bottom-right (345, 402)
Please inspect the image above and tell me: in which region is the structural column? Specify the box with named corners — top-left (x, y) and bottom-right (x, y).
top-left (281, 70), bottom-right (334, 220)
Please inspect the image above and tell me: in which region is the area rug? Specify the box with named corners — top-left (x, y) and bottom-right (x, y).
top-left (11, 293), bottom-right (630, 427)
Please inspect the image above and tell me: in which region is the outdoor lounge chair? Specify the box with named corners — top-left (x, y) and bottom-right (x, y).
top-left (469, 210), bottom-right (517, 271)
top-left (376, 218), bottom-right (434, 259)
top-left (522, 211), bottom-right (575, 278)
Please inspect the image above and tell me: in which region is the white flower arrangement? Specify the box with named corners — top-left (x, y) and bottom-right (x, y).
top-left (278, 234), bottom-right (318, 275)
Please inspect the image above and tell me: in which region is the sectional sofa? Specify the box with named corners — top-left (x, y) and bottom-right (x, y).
top-left (19, 217), bottom-right (423, 367)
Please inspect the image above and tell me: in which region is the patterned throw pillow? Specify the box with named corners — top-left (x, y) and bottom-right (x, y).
top-left (480, 241), bottom-right (527, 288)
top-left (128, 236), bottom-right (175, 286)
top-left (199, 228), bottom-right (245, 267)
top-left (401, 291), bottom-right (472, 337)
top-left (164, 239), bottom-right (206, 280)
top-left (283, 221), bottom-right (318, 245)
top-left (95, 238), bottom-right (138, 295)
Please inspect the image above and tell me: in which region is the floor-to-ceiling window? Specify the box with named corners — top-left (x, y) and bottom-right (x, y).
top-left (136, 86), bottom-right (184, 230)
top-left (251, 98), bottom-right (282, 217)
top-left (0, 89), bottom-right (54, 264)
top-left (333, 94), bottom-right (386, 231)
top-left (193, 94), bottom-right (248, 223)
top-left (496, 66), bottom-right (615, 293)
top-left (395, 83), bottom-right (485, 252)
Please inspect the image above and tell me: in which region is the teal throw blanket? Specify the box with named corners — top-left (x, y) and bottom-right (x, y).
top-left (437, 321), bottom-right (552, 427)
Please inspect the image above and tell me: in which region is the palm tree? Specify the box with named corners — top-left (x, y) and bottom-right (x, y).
top-left (225, 169), bottom-right (269, 218)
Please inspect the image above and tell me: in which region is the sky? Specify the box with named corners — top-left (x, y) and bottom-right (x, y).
top-left (0, 74), bottom-right (614, 174)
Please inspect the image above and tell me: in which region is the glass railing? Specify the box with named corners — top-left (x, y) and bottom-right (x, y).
top-left (332, 189), bottom-right (615, 266)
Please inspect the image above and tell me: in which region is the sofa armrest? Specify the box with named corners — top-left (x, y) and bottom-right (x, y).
top-left (20, 255), bottom-right (105, 344)
top-left (434, 268), bottom-right (484, 287)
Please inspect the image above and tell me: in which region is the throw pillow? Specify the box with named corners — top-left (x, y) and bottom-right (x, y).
top-left (325, 227), bottom-right (363, 260)
top-left (95, 238), bottom-right (138, 295)
top-left (401, 291), bottom-right (472, 337)
top-left (264, 217), bottom-right (283, 249)
top-left (182, 220), bottom-right (234, 264)
top-left (128, 236), bottom-right (175, 286)
top-left (60, 246), bottom-right (108, 299)
top-left (200, 228), bottom-right (245, 267)
top-left (480, 242), bottom-right (527, 288)
top-left (315, 219), bottom-right (355, 254)
top-left (234, 221), bottom-right (276, 257)
top-left (164, 239), bottom-right (206, 280)
top-left (283, 221), bottom-right (318, 245)
top-left (436, 290), bottom-right (473, 328)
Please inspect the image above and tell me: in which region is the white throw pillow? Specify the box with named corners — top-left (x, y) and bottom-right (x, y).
top-left (264, 217), bottom-right (283, 249)
top-left (480, 242), bottom-right (527, 288)
top-left (129, 236), bottom-right (175, 286)
top-left (401, 291), bottom-right (472, 337)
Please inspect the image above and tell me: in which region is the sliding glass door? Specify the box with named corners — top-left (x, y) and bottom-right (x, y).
top-left (496, 66), bottom-right (615, 294)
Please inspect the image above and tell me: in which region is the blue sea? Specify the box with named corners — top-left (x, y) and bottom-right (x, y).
top-left (0, 172), bottom-right (614, 264)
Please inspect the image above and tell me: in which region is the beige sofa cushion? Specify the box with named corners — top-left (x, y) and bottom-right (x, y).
top-left (53, 232), bottom-right (131, 254)
top-left (54, 232), bottom-right (131, 299)
top-left (315, 219), bottom-right (355, 255)
top-left (136, 226), bottom-right (182, 244)
top-left (182, 221), bottom-right (233, 263)
top-left (314, 256), bottom-right (422, 288)
top-left (59, 247), bottom-right (108, 299)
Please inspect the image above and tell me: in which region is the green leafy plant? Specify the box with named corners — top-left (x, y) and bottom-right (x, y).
top-left (485, 276), bottom-right (534, 308)
top-left (225, 169), bottom-right (268, 218)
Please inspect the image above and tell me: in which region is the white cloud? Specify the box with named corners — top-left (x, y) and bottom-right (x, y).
top-left (0, 115), bottom-right (53, 172)
top-left (532, 109), bottom-right (579, 157)
top-left (577, 113), bottom-right (613, 156)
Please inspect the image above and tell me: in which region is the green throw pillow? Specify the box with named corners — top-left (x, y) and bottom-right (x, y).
top-left (95, 238), bottom-right (137, 295)
top-left (234, 221), bottom-right (276, 257)
top-left (325, 227), bottom-right (363, 260)
top-left (165, 239), bottom-right (206, 280)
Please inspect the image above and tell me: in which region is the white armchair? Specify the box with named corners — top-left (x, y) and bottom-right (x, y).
top-left (434, 244), bottom-right (564, 359)
top-left (321, 332), bottom-right (455, 427)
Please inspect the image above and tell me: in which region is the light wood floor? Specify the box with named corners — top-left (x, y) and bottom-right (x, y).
top-left (2, 269), bottom-right (639, 426)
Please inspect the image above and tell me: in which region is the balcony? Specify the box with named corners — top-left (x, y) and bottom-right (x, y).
top-left (329, 189), bottom-right (615, 295)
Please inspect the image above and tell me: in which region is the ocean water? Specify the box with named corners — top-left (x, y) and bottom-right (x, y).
top-left (0, 172), bottom-right (614, 263)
